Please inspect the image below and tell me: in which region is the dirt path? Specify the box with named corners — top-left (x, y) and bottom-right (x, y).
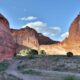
top-left (5, 60), bottom-right (80, 80)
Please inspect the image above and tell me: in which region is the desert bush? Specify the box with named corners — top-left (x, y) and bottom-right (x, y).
top-left (40, 50), bottom-right (46, 55)
top-left (18, 49), bottom-right (38, 59)
top-left (21, 69), bottom-right (41, 75)
top-left (64, 75), bottom-right (77, 80)
top-left (31, 49), bottom-right (38, 55)
top-left (0, 72), bottom-right (22, 80)
top-left (66, 52), bottom-right (73, 57)
top-left (0, 61), bottom-right (9, 72)
top-left (17, 63), bottom-right (26, 71)
top-left (27, 49), bottom-right (38, 59)
top-left (22, 69), bottom-right (41, 75)
top-left (18, 49), bottom-right (30, 56)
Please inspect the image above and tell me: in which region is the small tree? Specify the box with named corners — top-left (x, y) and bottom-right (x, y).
top-left (40, 50), bottom-right (46, 55)
top-left (66, 52), bottom-right (73, 57)
top-left (31, 49), bottom-right (38, 55)
top-left (19, 49), bottom-right (30, 56)
top-left (18, 49), bottom-right (38, 59)
top-left (28, 49), bottom-right (38, 59)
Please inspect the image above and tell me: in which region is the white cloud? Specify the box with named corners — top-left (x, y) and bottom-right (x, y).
top-left (22, 21), bottom-right (47, 31)
top-left (43, 27), bottom-right (61, 35)
top-left (26, 21), bottom-right (47, 27)
top-left (20, 16), bottom-right (37, 21)
top-left (21, 21), bottom-right (61, 36)
top-left (61, 32), bottom-right (69, 40)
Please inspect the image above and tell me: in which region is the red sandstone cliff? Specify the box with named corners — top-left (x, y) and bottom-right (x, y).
top-left (61, 14), bottom-right (80, 55)
top-left (0, 14), bottom-right (16, 61)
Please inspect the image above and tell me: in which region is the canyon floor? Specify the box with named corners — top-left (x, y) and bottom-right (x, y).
top-left (1, 55), bottom-right (80, 80)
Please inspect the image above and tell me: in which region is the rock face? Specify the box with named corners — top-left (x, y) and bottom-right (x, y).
top-left (61, 14), bottom-right (80, 55)
top-left (38, 33), bottom-right (59, 45)
top-left (10, 14), bottom-right (80, 55)
top-left (40, 43), bottom-right (66, 55)
top-left (11, 27), bottom-right (58, 53)
top-left (0, 14), bottom-right (16, 61)
top-left (0, 13), bottom-right (80, 59)
top-left (40, 13), bottom-right (80, 55)
top-left (11, 27), bottom-right (39, 53)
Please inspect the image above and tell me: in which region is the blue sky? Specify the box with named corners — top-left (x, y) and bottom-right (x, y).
top-left (0, 0), bottom-right (80, 41)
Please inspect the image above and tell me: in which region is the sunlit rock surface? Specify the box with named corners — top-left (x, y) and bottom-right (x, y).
top-left (11, 27), bottom-right (39, 53)
top-left (40, 13), bottom-right (80, 55)
top-left (62, 14), bottom-right (80, 55)
top-left (0, 13), bottom-right (80, 59)
top-left (11, 27), bottom-right (58, 53)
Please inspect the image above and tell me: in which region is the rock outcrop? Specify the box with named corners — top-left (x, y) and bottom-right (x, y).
top-left (0, 12), bottom-right (80, 61)
top-left (40, 13), bottom-right (80, 55)
top-left (38, 33), bottom-right (59, 45)
top-left (61, 14), bottom-right (80, 55)
top-left (11, 27), bottom-right (39, 53)
top-left (0, 14), bottom-right (16, 61)
top-left (11, 27), bottom-right (58, 53)
top-left (40, 43), bottom-right (66, 55)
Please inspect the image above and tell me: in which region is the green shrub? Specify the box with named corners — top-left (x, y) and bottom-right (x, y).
top-left (64, 75), bottom-right (77, 80)
top-left (66, 52), bottom-right (73, 57)
top-left (17, 64), bottom-right (26, 71)
top-left (18, 49), bottom-right (38, 59)
top-left (40, 50), bottom-right (46, 55)
top-left (28, 49), bottom-right (38, 59)
top-left (31, 49), bottom-right (38, 55)
top-left (18, 49), bottom-right (30, 56)
top-left (0, 61), bottom-right (9, 72)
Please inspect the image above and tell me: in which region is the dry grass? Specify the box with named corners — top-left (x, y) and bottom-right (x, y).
top-left (0, 72), bottom-right (22, 80)
top-left (16, 55), bottom-right (80, 73)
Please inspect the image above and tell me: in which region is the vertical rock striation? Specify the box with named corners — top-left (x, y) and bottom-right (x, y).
top-left (0, 13), bottom-right (16, 61)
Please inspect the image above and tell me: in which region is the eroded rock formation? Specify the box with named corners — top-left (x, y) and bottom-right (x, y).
top-left (61, 14), bottom-right (80, 55)
top-left (0, 12), bottom-right (80, 61)
top-left (40, 13), bottom-right (80, 55)
top-left (11, 27), bottom-right (58, 53)
top-left (11, 27), bottom-right (39, 53)
top-left (38, 33), bottom-right (59, 45)
top-left (0, 14), bottom-right (16, 61)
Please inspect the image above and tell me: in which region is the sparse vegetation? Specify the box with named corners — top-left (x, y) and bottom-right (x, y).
top-left (28, 49), bottom-right (38, 59)
top-left (22, 69), bottom-right (41, 75)
top-left (17, 63), bottom-right (26, 71)
top-left (16, 55), bottom-right (80, 73)
top-left (0, 72), bottom-right (22, 80)
top-left (17, 63), bottom-right (41, 75)
top-left (67, 52), bottom-right (73, 57)
top-left (1, 55), bottom-right (80, 80)
top-left (39, 50), bottom-right (46, 55)
top-left (18, 48), bottom-right (38, 59)
top-left (64, 75), bottom-right (77, 80)
top-left (0, 61), bottom-right (9, 72)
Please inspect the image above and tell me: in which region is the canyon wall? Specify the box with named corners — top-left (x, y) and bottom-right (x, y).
top-left (61, 14), bottom-right (80, 55)
top-left (0, 14), bottom-right (16, 61)
top-left (0, 13), bottom-right (80, 61)
top-left (11, 27), bottom-right (58, 53)
top-left (40, 14), bottom-right (80, 55)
